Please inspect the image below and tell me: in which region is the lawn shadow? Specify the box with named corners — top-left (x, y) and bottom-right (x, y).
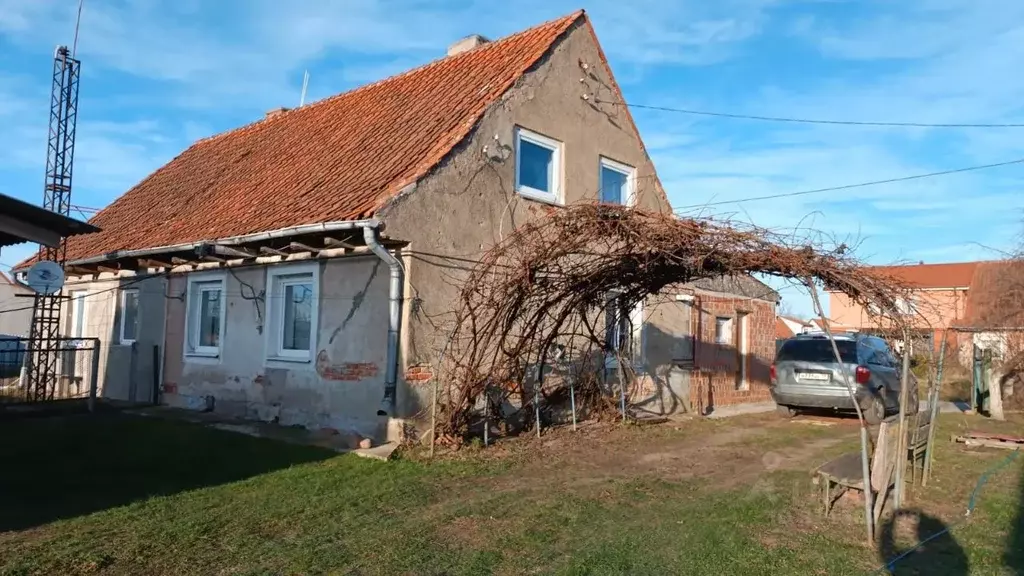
top-left (0, 412), bottom-right (334, 532)
top-left (1006, 465), bottom-right (1024, 571)
top-left (878, 509), bottom-right (968, 575)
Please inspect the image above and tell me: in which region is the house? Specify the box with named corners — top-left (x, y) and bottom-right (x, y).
top-left (0, 272), bottom-right (32, 337)
top-left (948, 260), bottom-right (1024, 367)
top-left (829, 260), bottom-right (1019, 358)
top-left (17, 11), bottom-right (777, 438)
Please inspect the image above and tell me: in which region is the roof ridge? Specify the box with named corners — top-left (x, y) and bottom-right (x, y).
top-left (191, 10), bottom-right (585, 150)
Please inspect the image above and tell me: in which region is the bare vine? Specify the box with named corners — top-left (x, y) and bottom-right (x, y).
top-left (434, 204), bottom-right (918, 441)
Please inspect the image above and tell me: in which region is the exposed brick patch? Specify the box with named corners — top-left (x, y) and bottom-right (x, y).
top-left (689, 294), bottom-right (775, 412)
top-left (405, 364), bottom-right (434, 383)
top-left (163, 382), bottom-right (178, 394)
top-left (320, 362), bottom-right (379, 382)
top-left (315, 351), bottom-right (380, 381)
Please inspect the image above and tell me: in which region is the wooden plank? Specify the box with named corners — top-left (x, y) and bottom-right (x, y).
top-left (324, 236), bottom-right (358, 249)
top-left (211, 244), bottom-right (256, 259)
top-left (871, 421), bottom-right (897, 492)
top-left (259, 246), bottom-right (288, 257)
top-left (138, 258), bottom-right (172, 269)
top-left (288, 241), bottom-right (319, 254)
top-left (959, 437), bottom-right (1023, 450)
top-left (965, 432), bottom-right (1024, 443)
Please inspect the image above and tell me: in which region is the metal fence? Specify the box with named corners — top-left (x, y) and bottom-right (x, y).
top-left (0, 336), bottom-right (100, 408)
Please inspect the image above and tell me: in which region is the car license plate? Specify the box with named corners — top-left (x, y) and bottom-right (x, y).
top-left (797, 372), bottom-right (830, 382)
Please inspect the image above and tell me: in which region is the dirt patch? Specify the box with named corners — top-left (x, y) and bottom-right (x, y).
top-left (427, 413), bottom-right (853, 500)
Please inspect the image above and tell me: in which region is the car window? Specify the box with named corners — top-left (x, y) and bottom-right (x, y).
top-left (867, 338), bottom-right (895, 367)
top-left (776, 339), bottom-right (858, 363)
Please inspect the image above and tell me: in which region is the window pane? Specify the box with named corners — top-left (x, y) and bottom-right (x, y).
top-left (715, 317), bottom-right (732, 345)
top-left (199, 288), bottom-right (221, 347)
top-left (776, 339), bottom-right (858, 363)
top-left (71, 292), bottom-right (85, 338)
top-left (122, 291), bottom-right (139, 341)
top-left (518, 138), bottom-right (553, 193)
top-left (600, 166), bottom-right (628, 204)
top-left (282, 283), bottom-right (312, 351)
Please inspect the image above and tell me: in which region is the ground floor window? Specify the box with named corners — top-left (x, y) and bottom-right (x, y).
top-left (266, 263), bottom-right (319, 363)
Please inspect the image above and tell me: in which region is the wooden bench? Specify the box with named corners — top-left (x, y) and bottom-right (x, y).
top-left (813, 452), bottom-right (865, 517)
top-left (812, 412), bottom-right (934, 518)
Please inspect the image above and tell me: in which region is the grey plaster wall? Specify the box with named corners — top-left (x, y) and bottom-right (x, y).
top-left (382, 21), bottom-right (676, 418)
top-left (60, 273), bottom-right (166, 402)
top-left (162, 256), bottom-right (392, 439)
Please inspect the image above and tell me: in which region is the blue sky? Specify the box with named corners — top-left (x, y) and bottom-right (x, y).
top-left (1, 0), bottom-right (1023, 317)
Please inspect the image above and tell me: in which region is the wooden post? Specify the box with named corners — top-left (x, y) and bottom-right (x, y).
top-left (806, 280), bottom-right (874, 544)
top-left (922, 333), bottom-right (947, 486)
top-left (894, 328), bottom-right (913, 509)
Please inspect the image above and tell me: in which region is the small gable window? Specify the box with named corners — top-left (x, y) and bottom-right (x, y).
top-left (515, 127), bottom-right (562, 204)
top-left (599, 157), bottom-right (636, 205)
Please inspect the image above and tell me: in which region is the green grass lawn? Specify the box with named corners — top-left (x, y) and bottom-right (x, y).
top-left (0, 411), bottom-right (1021, 575)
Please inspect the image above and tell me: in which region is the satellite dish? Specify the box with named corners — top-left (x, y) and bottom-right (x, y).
top-left (25, 261), bottom-right (65, 295)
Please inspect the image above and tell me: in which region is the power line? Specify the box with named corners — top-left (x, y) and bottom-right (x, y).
top-left (597, 99), bottom-right (1024, 128)
top-left (0, 274), bottom-right (153, 316)
top-left (674, 157), bottom-right (1024, 210)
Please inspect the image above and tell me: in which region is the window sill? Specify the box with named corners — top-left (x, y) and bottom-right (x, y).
top-left (516, 187), bottom-right (562, 206)
top-left (185, 352), bottom-right (221, 365)
top-left (266, 356), bottom-right (312, 365)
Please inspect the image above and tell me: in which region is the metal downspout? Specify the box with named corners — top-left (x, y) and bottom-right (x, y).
top-left (363, 225), bottom-right (402, 417)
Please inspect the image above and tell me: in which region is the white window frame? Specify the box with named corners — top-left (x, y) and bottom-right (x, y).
top-left (598, 156), bottom-right (637, 206)
top-left (737, 312), bottom-right (749, 390)
top-left (184, 273), bottom-right (227, 359)
top-left (714, 316), bottom-right (733, 345)
top-left (265, 262), bottom-right (320, 364)
top-left (119, 288), bottom-right (140, 345)
top-left (68, 289), bottom-right (89, 340)
top-left (514, 126), bottom-right (563, 205)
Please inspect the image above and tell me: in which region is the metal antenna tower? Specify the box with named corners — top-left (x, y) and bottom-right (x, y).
top-left (25, 46), bottom-right (81, 401)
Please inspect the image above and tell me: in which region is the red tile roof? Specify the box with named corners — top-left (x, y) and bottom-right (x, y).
top-left (959, 260), bottom-right (1024, 328)
top-left (57, 11), bottom-right (585, 264)
top-left (775, 317), bottom-right (795, 339)
top-left (866, 262), bottom-right (980, 289)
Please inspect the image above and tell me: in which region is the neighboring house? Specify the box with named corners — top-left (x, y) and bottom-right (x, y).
top-left (948, 260), bottom-right (1024, 366)
top-left (829, 260), bottom-right (1020, 359)
top-left (777, 315), bottom-right (815, 338)
top-left (830, 262), bottom-right (977, 347)
top-left (17, 11), bottom-right (776, 437)
top-left (806, 317), bottom-right (856, 334)
top-left (0, 272), bottom-right (32, 337)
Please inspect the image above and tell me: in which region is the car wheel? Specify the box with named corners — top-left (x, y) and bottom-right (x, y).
top-left (863, 396), bottom-right (885, 425)
top-left (776, 404), bottom-right (797, 418)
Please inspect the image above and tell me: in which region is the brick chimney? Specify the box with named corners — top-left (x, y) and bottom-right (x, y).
top-left (265, 107), bottom-right (290, 120)
top-left (447, 34), bottom-right (489, 57)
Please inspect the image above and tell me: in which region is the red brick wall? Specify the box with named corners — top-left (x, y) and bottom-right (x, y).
top-left (689, 294), bottom-right (775, 413)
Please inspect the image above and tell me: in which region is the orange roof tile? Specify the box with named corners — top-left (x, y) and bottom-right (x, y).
top-left (959, 260), bottom-right (1024, 328)
top-left (775, 317), bottom-right (795, 339)
top-left (866, 262), bottom-right (981, 289)
top-left (57, 10), bottom-right (585, 264)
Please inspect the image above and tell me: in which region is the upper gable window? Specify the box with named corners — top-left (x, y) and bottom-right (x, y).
top-left (599, 157), bottom-right (636, 205)
top-left (515, 127), bottom-right (562, 204)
